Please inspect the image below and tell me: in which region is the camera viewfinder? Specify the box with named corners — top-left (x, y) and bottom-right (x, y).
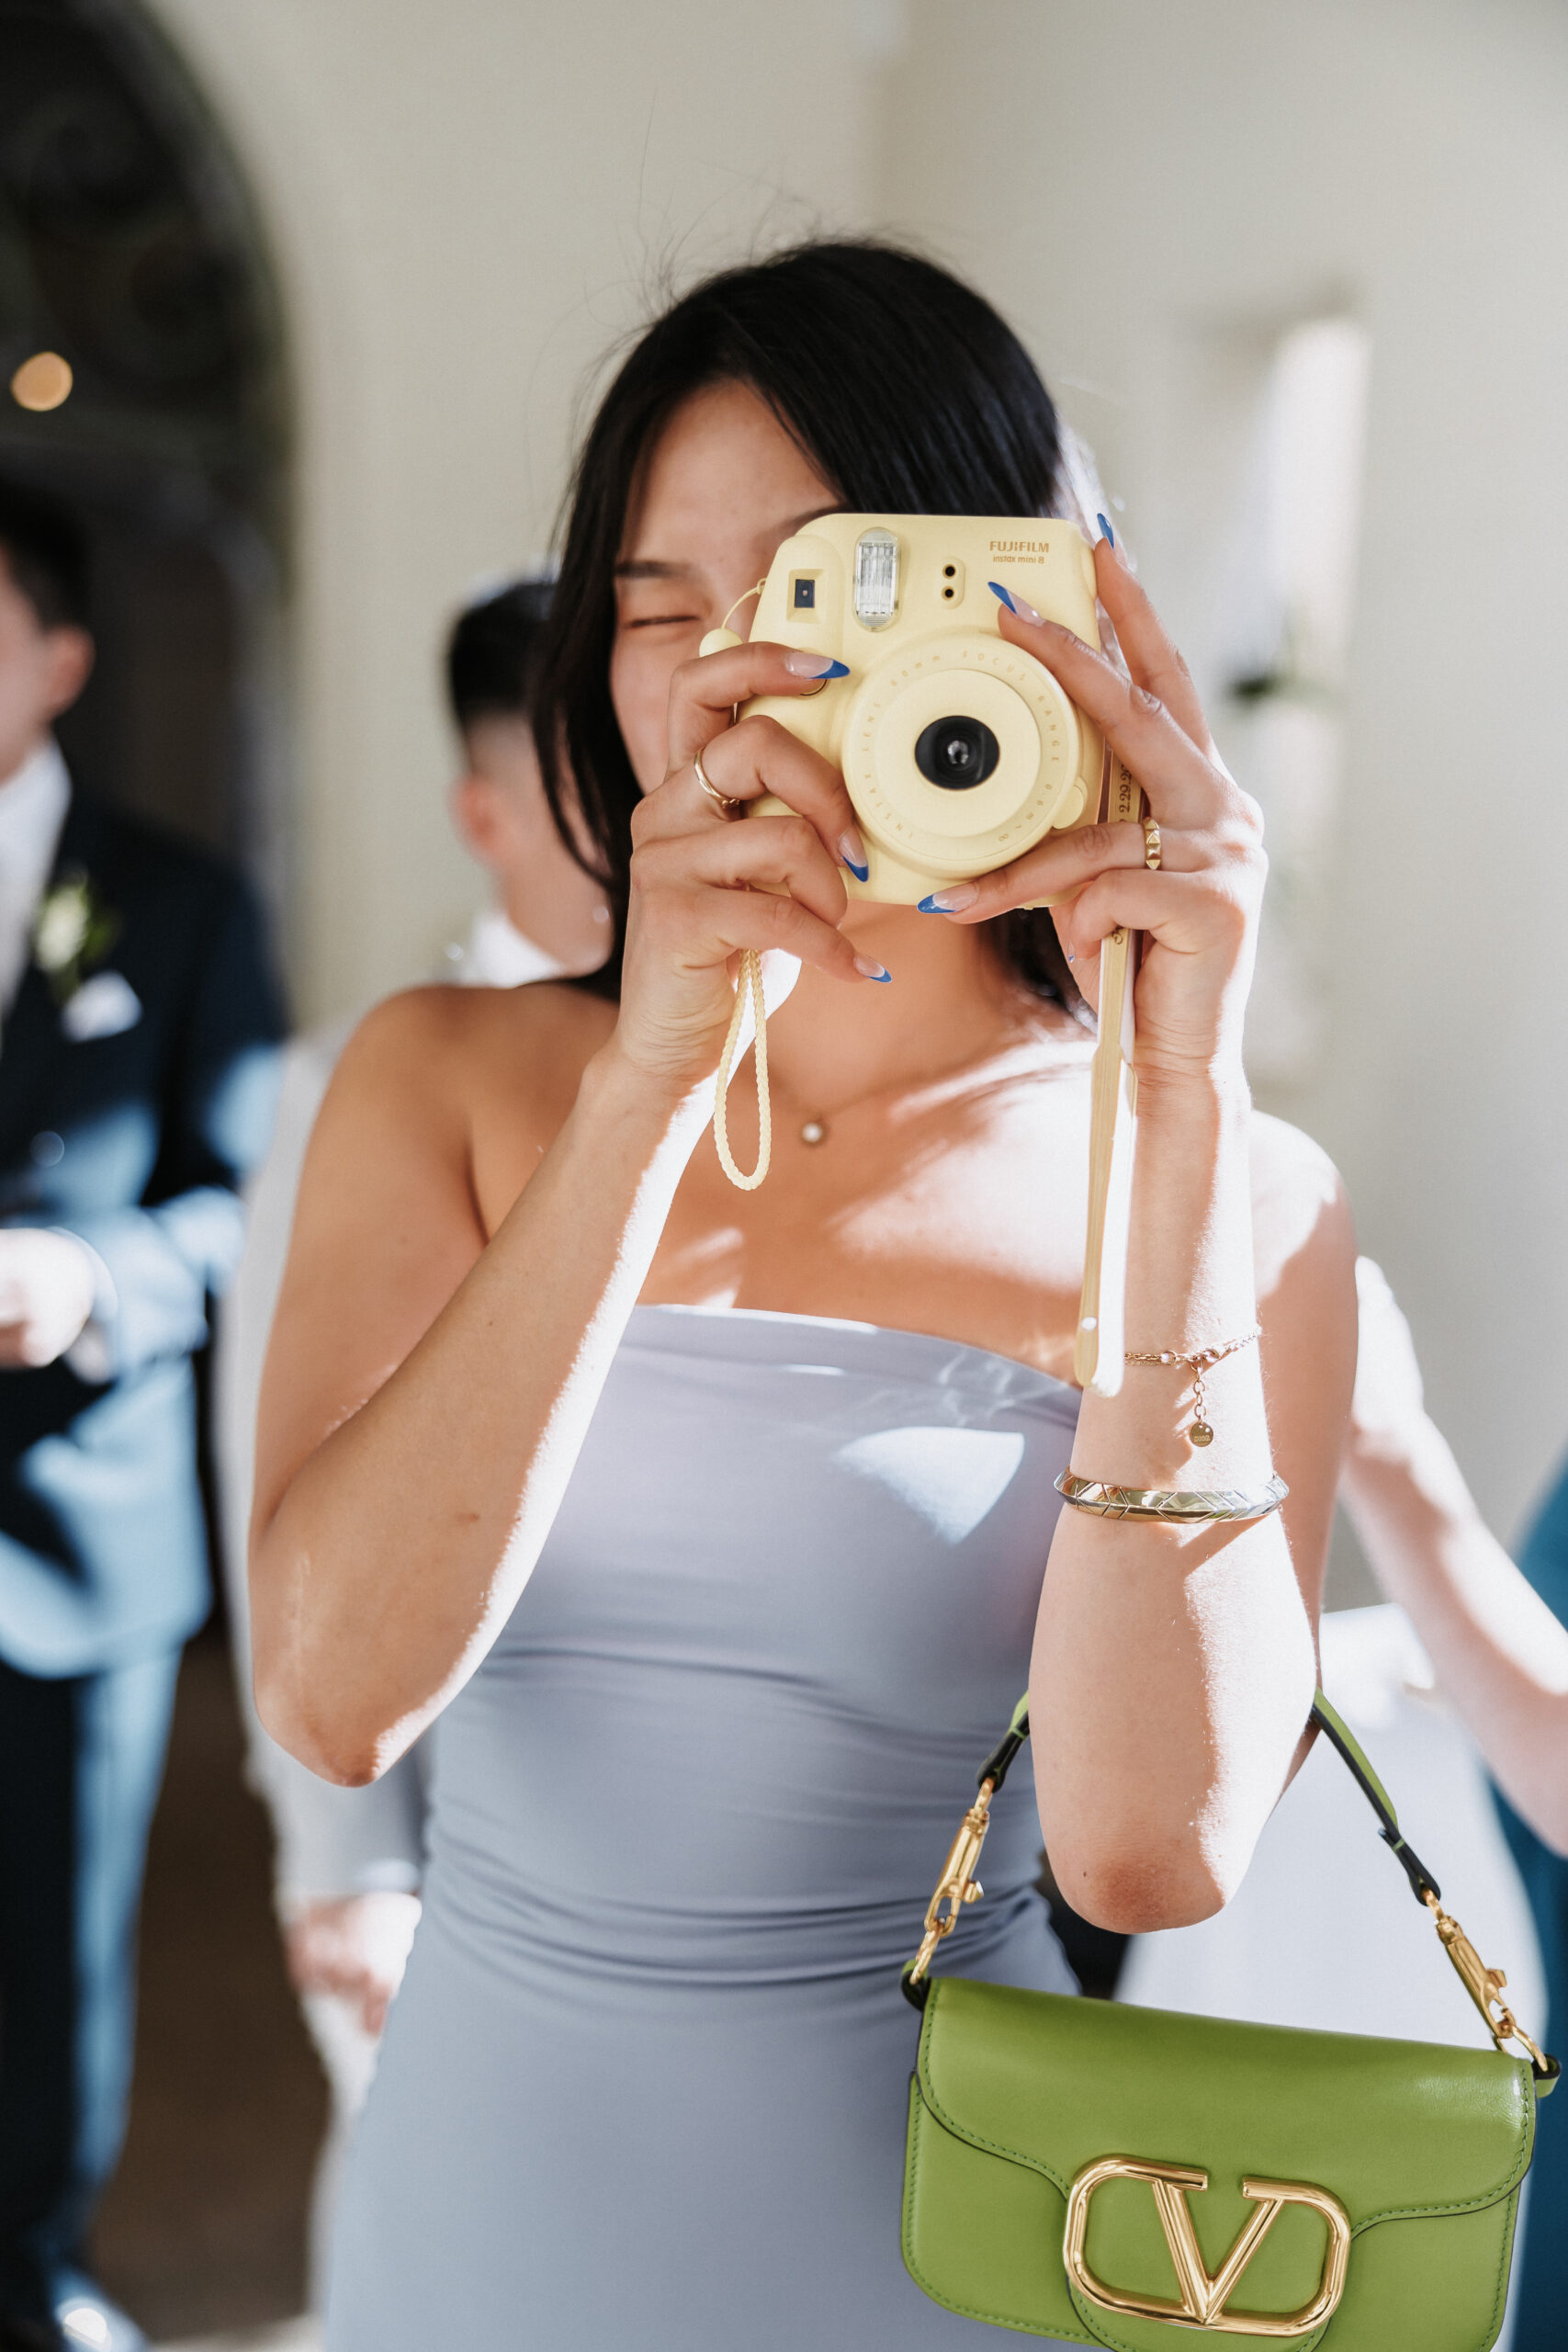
top-left (791, 575), bottom-right (818, 611)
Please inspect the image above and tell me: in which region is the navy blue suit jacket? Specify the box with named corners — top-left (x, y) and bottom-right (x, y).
top-left (0, 788), bottom-right (284, 1678)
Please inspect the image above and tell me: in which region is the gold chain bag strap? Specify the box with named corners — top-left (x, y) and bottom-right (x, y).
top-left (899, 1694), bottom-right (1557, 2347)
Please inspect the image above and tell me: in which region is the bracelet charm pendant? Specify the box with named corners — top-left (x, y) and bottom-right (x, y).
top-left (1125, 1327), bottom-right (1260, 1450)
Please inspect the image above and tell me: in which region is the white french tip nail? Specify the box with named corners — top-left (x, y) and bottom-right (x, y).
top-left (839, 828), bottom-right (869, 879)
top-left (784, 650), bottom-right (850, 679)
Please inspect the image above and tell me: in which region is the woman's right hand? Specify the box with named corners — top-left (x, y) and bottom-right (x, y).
top-left (611, 641), bottom-right (886, 1095)
top-left (286, 1891), bottom-right (423, 2039)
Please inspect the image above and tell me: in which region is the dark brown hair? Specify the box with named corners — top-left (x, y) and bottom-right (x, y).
top-left (0, 479), bottom-right (90, 632)
top-left (446, 576), bottom-right (553, 734)
top-left (535, 240), bottom-right (1077, 1007)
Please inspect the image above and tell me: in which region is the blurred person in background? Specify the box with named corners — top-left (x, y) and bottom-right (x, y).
top-left (1341, 1260), bottom-right (1568, 1861)
top-left (1340, 1260), bottom-right (1568, 2351)
top-left (439, 576), bottom-right (611, 990)
top-left (0, 481), bottom-right (283, 2352)
top-left (215, 575), bottom-right (607, 2300)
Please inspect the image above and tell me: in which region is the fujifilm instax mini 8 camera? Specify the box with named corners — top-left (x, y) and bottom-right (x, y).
top-left (738, 514), bottom-right (1107, 904)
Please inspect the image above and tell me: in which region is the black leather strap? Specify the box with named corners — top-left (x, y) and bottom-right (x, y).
top-left (1309, 1692), bottom-right (1442, 1906)
top-left (976, 1695), bottom-right (1031, 1797)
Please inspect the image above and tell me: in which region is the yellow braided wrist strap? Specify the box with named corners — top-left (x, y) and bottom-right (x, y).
top-left (713, 948), bottom-right (772, 1191)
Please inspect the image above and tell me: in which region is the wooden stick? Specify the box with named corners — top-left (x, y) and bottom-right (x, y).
top-left (1074, 756), bottom-right (1143, 1395)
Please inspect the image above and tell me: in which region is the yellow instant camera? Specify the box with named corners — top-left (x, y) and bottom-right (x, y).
top-left (703, 512), bottom-right (1139, 1396)
top-left (734, 513), bottom-right (1107, 904)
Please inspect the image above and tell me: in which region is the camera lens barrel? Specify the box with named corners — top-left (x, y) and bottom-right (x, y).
top-left (914, 715), bottom-right (1002, 791)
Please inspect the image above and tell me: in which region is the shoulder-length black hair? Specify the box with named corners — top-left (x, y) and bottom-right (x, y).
top-left (535, 239), bottom-right (1082, 1007)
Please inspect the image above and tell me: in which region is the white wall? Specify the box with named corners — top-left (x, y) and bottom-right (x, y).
top-left (145, 0), bottom-right (885, 1015)
top-left (882, 0), bottom-right (1568, 1536)
top-left (145, 0), bottom-right (1567, 1537)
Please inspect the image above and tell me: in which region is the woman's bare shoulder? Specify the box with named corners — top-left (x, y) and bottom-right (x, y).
top-left (331, 979), bottom-right (617, 1121)
top-left (1247, 1111), bottom-right (1355, 1299)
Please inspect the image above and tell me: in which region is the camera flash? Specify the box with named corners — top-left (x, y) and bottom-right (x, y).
top-left (853, 528), bottom-right (899, 630)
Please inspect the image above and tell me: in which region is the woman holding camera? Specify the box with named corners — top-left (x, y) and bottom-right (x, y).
top-left (252, 244), bottom-right (1355, 2348)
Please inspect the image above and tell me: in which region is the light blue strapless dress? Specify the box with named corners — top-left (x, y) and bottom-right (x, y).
top-left (326, 1306), bottom-right (1082, 2349)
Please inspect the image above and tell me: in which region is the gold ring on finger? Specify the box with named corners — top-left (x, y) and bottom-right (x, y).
top-left (693, 746), bottom-right (743, 817)
top-left (1142, 816), bottom-right (1162, 871)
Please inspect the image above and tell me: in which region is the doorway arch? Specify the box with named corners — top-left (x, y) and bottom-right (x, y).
top-left (0, 0), bottom-right (289, 893)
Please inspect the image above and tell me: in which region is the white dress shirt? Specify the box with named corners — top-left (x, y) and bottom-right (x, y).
top-left (0, 737), bottom-right (70, 1018)
top-left (443, 904), bottom-right (566, 989)
top-left (0, 740), bottom-right (117, 1374)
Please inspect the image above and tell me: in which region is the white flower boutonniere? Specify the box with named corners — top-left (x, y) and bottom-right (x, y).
top-left (33, 868), bottom-right (123, 1011)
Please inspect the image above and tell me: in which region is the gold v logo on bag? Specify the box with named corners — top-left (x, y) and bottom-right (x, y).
top-left (1064, 2155), bottom-right (1352, 2338)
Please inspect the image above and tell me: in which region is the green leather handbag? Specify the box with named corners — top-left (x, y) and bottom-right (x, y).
top-left (900, 1694), bottom-right (1558, 2348)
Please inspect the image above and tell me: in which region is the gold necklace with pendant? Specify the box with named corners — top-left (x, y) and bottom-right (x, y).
top-left (785, 1033), bottom-right (1033, 1151)
top-left (765, 1066), bottom-right (859, 1150)
top-left (784, 1088), bottom-right (874, 1149)
top-left (776, 1014), bottom-right (1064, 1157)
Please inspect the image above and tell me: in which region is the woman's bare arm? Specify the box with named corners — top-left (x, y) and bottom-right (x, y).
top-left (1341, 1259), bottom-right (1568, 1855)
top-left (1024, 1086), bottom-right (1354, 1931)
top-left (251, 987), bottom-right (712, 1781)
top-left (253, 640), bottom-right (879, 1785)
top-left (952, 545), bottom-right (1357, 1930)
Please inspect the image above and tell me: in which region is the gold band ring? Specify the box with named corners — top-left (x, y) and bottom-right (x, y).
top-left (693, 745), bottom-right (743, 817)
top-left (1142, 816), bottom-right (1161, 871)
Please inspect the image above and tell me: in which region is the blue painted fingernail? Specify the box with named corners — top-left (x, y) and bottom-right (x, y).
top-left (1096, 513), bottom-right (1115, 548)
top-left (853, 956), bottom-right (892, 982)
top-left (784, 650), bottom-right (850, 680)
top-left (917, 883), bottom-right (978, 914)
top-left (839, 826), bottom-right (869, 882)
top-left (988, 582), bottom-right (1042, 625)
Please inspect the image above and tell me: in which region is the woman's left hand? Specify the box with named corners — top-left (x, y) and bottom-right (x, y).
top-left (931, 538), bottom-right (1266, 1086)
top-left (1344, 1256), bottom-right (1450, 1489)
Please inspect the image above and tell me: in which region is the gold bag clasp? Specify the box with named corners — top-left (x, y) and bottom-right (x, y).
top-left (905, 1784), bottom-right (994, 1986)
top-left (1425, 1892), bottom-right (1555, 2079)
top-left (1065, 2154), bottom-right (1351, 2338)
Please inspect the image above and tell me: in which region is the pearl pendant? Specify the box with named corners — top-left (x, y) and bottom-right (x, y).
top-left (1190, 1421), bottom-right (1214, 1447)
top-left (800, 1118), bottom-right (828, 1147)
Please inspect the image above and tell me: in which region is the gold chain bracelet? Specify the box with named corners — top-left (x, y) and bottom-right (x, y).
top-left (1124, 1326), bottom-right (1261, 1448)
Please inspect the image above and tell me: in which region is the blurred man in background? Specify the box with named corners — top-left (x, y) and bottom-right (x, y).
top-left (217, 576), bottom-right (606, 2298)
top-left (439, 575), bottom-right (609, 989)
top-left (0, 481), bottom-right (283, 2352)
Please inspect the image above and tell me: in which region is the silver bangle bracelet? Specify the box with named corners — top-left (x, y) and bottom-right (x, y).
top-left (1054, 1470), bottom-right (1290, 1524)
